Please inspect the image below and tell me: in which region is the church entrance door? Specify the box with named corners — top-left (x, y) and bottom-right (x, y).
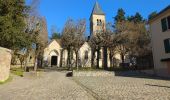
top-left (51, 56), bottom-right (58, 66)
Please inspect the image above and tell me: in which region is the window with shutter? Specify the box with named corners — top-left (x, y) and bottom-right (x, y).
top-left (167, 16), bottom-right (170, 29)
top-left (161, 18), bottom-right (168, 32)
top-left (164, 39), bottom-right (170, 53)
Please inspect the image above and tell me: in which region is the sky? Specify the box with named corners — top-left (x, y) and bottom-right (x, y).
top-left (26, 0), bottom-right (170, 38)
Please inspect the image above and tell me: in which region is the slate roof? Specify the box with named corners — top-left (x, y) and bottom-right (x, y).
top-left (91, 1), bottom-right (105, 16)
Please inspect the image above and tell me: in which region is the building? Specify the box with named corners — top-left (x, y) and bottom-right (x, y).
top-left (149, 5), bottom-right (170, 77)
top-left (43, 1), bottom-right (122, 68)
top-left (90, 1), bottom-right (106, 36)
top-left (43, 40), bottom-right (92, 67)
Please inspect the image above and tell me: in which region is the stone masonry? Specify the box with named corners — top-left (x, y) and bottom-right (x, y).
top-left (0, 47), bottom-right (12, 82)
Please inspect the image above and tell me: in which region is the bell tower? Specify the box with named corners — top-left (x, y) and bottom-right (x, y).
top-left (90, 1), bottom-right (106, 37)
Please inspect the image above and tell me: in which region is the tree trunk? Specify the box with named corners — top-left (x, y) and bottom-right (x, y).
top-left (67, 47), bottom-right (71, 70)
top-left (96, 47), bottom-right (100, 69)
top-left (34, 57), bottom-right (37, 71)
top-left (24, 60), bottom-right (27, 72)
top-left (21, 62), bottom-right (23, 68)
top-left (103, 47), bottom-right (108, 70)
top-left (60, 50), bottom-right (63, 67)
top-left (109, 50), bottom-right (113, 68)
top-left (91, 50), bottom-right (95, 68)
top-left (24, 54), bottom-right (29, 71)
top-left (121, 53), bottom-right (125, 67)
top-left (75, 51), bottom-right (79, 70)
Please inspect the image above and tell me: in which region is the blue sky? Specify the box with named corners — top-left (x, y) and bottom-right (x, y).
top-left (27, 0), bottom-right (170, 38)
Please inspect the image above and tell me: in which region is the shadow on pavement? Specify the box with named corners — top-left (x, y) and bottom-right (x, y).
top-left (145, 84), bottom-right (170, 88)
top-left (114, 71), bottom-right (170, 81)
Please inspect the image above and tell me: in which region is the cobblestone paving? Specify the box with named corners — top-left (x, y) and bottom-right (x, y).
top-left (1, 71), bottom-right (170, 100)
top-left (73, 75), bottom-right (170, 100)
top-left (0, 71), bottom-right (95, 100)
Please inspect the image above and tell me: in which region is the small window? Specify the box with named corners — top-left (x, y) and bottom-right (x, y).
top-left (100, 20), bottom-right (102, 26)
top-left (167, 16), bottom-right (170, 29)
top-left (164, 39), bottom-right (170, 53)
top-left (161, 18), bottom-right (168, 32)
top-left (97, 19), bottom-right (102, 26)
top-left (97, 19), bottom-right (99, 26)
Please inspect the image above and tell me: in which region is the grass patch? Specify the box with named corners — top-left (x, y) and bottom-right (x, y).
top-left (0, 75), bottom-right (13, 85)
top-left (11, 68), bottom-right (24, 77)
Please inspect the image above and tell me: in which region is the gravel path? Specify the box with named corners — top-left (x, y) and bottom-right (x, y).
top-left (73, 76), bottom-right (170, 100)
top-left (0, 71), bottom-right (95, 100)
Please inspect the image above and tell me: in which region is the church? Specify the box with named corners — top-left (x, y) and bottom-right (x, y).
top-left (43, 1), bottom-right (123, 68)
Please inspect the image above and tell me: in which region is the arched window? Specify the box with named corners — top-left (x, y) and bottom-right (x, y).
top-left (99, 20), bottom-right (102, 26)
top-left (84, 51), bottom-right (88, 60)
top-left (97, 19), bottom-right (102, 26)
top-left (97, 19), bottom-right (99, 26)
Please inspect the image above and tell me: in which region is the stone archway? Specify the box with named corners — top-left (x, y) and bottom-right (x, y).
top-left (49, 50), bottom-right (59, 67)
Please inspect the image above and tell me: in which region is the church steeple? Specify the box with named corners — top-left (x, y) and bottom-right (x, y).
top-left (91, 1), bottom-right (105, 15)
top-left (90, 1), bottom-right (106, 36)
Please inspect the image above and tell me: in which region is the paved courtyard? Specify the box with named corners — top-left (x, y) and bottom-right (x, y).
top-left (0, 71), bottom-right (95, 100)
top-left (73, 72), bottom-right (170, 100)
top-left (0, 71), bottom-right (170, 100)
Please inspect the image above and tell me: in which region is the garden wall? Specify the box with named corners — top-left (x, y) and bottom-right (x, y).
top-left (0, 47), bottom-right (12, 82)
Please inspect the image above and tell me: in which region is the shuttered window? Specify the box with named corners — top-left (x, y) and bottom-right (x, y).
top-left (167, 16), bottom-right (170, 29)
top-left (164, 39), bottom-right (170, 53)
top-left (161, 18), bottom-right (168, 32)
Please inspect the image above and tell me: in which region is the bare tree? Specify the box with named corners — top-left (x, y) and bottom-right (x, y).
top-left (73, 19), bottom-right (86, 70)
top-left (24, 0), bottom-right (47, 71)
top-left (89, 33), bottom-right (102, 69)
top-left (61, 19), bottom-right (76, 70)
top-left (114, 21), bottom-right (151, 67)
top-left (29, 0), bottom-right (41, 16)
top-left (114, 21), bottom-right (133, 65)
top-left (61, 19), bottom-right (86, 70)
top-left (100, 23), bottom-right (116, 69)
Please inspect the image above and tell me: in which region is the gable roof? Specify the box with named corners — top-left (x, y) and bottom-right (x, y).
top-left (90, 1), bottom-right (105, 18)
top-left (149, 5), bottom-right (170, 23)
top-left (47, 39), bottom-right (62, 48)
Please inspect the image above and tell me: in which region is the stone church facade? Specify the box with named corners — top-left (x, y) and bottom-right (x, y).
top-left (43, 2), bottom-right (122, 68)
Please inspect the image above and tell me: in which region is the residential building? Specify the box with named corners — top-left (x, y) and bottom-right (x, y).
top-left (149, 5), bottom-right (170, 77)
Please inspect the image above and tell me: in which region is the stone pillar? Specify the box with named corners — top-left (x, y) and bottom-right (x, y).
top-left (0, 47), bottom-right (12, 82)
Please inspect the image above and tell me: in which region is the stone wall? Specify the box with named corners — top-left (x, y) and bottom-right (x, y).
top-left (0, 47), bottom-right (12, 82)
top-left (73, 70), bottom-right (115, 77)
